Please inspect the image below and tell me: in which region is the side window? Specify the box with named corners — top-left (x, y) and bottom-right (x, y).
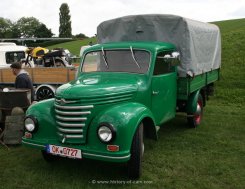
top-left (5, 51), bottom-right (25, 64)
top-left (153, 51), bottom-right (172, 75)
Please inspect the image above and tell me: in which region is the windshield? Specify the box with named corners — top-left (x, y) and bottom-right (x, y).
top-left (81, 49), bottom-right (150, 74)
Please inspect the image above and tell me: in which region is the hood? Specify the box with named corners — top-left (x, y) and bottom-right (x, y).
top-left (56, 73), bottom-right (140, 99)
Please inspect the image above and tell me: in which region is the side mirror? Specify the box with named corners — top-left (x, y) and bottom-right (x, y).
top-left (163, 51), bottom-right (180, 66)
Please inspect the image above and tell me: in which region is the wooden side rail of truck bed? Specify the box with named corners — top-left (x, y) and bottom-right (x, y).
top-left (0, 67), bottom-right (77, 85)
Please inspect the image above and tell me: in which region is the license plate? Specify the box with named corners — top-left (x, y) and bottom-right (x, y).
top-left (46, 145), bottom-right (82, 159)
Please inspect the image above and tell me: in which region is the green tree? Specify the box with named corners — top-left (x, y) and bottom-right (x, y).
top-left (15, 17), bottom-right (53, 38)
top-left (0, 17), bottom-right (53, 39)
top-left (0, 17), bottom-right (16, 38)
top-left (34, 24), bottom-right (53, 38)
top-left (16, 17), bottom-right (41, 37)
top-left (59, 3), bottom-right (72, 37)
top-left (10, 24), bottom-right (21, 38)
top-left (74, 33), bottom-right (88, 39)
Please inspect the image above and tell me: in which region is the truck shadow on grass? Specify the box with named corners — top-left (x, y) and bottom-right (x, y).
top-left (33, 155), bottom-right (129, 182)
top-left (158, 113), bottom-right (191, 136)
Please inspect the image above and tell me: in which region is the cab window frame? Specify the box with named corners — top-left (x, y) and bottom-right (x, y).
top-left (153, 51), bottom-right (174, 75)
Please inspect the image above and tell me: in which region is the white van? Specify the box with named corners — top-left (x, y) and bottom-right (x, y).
top-left (0, 43), bottom-right (28, 68)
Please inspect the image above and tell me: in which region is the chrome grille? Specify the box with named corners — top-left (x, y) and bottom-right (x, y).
top-left (55, 92), bottom-right (134, 144)
top-left (55, 99), bottom-right (93, 144)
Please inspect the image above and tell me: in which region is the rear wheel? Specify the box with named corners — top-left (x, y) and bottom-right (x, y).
top-left (127, 123), bottom-right (144, 179)
top-left (36, 86), bottom-right (55, 101)
top-left (187, 94), bottom-right (203, 128)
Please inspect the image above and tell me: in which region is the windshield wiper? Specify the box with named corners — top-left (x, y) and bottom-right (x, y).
top-left (130, 46), bottom-right (141, 69)
top-left (101, 47), bottom-right (109, 69)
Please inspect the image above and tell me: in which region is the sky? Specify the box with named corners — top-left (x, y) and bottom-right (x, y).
top-left (0, 0), bottom-right (244, 37)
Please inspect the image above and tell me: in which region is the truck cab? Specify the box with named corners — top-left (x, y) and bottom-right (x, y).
top-left (78, 42), bottom-right (178, 125)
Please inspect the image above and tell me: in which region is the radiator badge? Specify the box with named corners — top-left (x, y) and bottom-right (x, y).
top-left (60, 98), bottom-right (67, 105)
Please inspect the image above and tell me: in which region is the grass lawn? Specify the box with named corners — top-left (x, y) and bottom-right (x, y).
top-left (0, 103), bottom-right (244, 189)
top-left (47, 37), bottom-right (97, 56)
top-left (0, 19), bottom-right (244, 189)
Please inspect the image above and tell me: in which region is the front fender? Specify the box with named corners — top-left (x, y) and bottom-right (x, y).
top-left (25, 98), bottom-right (56, 139)
top-left (87, 102), bottom-right (156, 154)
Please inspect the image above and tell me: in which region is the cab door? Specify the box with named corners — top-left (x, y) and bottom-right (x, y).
top-left (151, 51), bottom-right (177, 125)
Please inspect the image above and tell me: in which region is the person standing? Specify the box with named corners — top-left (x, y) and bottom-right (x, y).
top-left (10, 62), bottom-right (34, 102)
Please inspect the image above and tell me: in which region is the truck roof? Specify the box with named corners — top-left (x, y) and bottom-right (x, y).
top-left (0, 42), bottom-right (16, 46)
top-left (85, 41), bottom-right (176, 53)
top-left (97, 14), bottom-right (221, 77)
top-left (0, 45), bottom-right (27, 52)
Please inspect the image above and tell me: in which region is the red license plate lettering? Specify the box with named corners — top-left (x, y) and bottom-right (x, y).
top-left (71, 149), bottom-right (77, 157)
top-left (52, 146), bottom-right (59, 154)
top-left (48, 145), bottom-right (82, 159)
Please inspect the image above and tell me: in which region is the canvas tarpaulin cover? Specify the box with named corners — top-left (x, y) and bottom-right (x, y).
top-left (97, 14), bottom-right (221, 77)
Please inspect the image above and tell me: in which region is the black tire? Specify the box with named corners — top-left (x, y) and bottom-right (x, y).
top-left (127, 123), bottom-right (144, 179)
top-left (41, 150), bottom-right (58, 162)
top-left (187, 94), bottom-right (203, 128)
top-left (36, 86), bottom-right (54, 101)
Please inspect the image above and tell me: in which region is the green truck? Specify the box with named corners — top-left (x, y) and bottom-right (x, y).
top-left (22, 15), bottom-right (221, 179)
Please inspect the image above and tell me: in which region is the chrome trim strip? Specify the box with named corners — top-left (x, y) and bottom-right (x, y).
top-left (56, 115), bottom-right (87, 121)
top-left (56, 121), bottom-right (85, 127)
top-left (58, 133), bottom-right (83, 138)
top-left (22, 141), bottom-right (130, 160)
top-left (55, 104), bottom-right (94, 110)
top-left (55, 99), bottom-right (78, 104)
top-left (22, 141), bottom-right (45, 148)
top-left (57, 127), bottom-right (83, 133)
top-left (55, 109), bottom-right (91, 116)
top-left (83, 152), bottom-right (131, 160)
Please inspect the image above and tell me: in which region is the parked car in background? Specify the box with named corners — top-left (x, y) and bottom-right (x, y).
top-left (0, 42), bottom-right (30, 68)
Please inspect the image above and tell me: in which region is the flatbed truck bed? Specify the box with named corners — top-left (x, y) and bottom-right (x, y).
top-left (177, 69), bottom-right (220, 100)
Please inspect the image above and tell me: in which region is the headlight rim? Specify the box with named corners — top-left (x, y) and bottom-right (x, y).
top-left (24, 115), bottom-right (38, 133)
top-left (97, 122), bottom-right (116, 144)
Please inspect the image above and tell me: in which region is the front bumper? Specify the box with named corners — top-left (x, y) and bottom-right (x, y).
top-left (22, 138), bottom-right (131, 163)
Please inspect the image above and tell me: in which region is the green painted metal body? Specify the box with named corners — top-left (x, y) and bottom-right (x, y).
top-left (177, 70), bottom-right (220, 100)
top-left (22, 41), bottom-right (220, 162)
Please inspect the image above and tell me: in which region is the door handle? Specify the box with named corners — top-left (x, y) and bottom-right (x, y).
top-left (152, 91), bottom-right (159, 95)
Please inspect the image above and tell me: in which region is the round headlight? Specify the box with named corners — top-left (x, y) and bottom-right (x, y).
top-left (97, 123), bottom-right (116, 143)
top-left (24, 116), bottom-right (38, 133)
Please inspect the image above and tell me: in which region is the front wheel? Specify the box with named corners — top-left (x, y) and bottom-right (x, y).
top-left (127, 123), bottom-right (144, 179)
top-left (187, 94), bottom-right (203, 128)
